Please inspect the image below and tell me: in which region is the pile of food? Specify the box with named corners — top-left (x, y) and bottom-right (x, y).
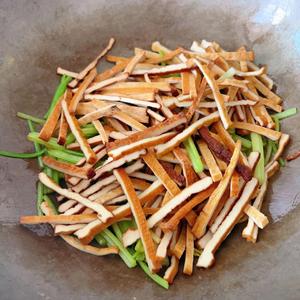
top-left (1, 38), bottom-right (298, 289)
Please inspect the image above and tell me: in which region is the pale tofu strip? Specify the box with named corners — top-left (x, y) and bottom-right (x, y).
top-left (198, 140), bottom-right (222, 182)
top-left (85, 94), bottom-right (160, 108)
top-left (54, 224), bottom-right (86, 235)
top-left (193, 59), bottom-right (232, 129)
top-left (69, 68), bottom-right (97, 112)
top-left (68, 37), bottom-right (115, 86)
top-left (74, 159), bottom-right (144, 198)
top-left (197, 178), bottom-right (258, 268)
top-left (242, 179), bottom-right (268, 242)
top-left (142, 151), bottom-right (181, 197)
top-left (265, 133), bottom-right (290, 168)
top-left (85, 73), bottom-right (129, 94)
top-left (156, 231), bottom-right (173, 260)
top-left (192, 140), bottom-right (241, 239)
top-left (38, 172), bottom-right (112, 222)
top-left (232, 121), bottom-right (281, 141)
top-left (40, 202), bottom-right (118, 256)
top-left (155, 111), bottom-right (220, 157)
top-left (122, 177), bottom-right (213, 247)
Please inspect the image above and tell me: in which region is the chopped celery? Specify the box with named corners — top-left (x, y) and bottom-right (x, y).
top-left (43, 167), bottom-right (53, 194)
top-left (272, 108), bottom-right (298, 121)
top-left (133, 251), bottom-right (145, 262)
top-left (17, 112), bottom-right (45, 125)
top-left (251, 133), bottom-right (265, 184)
top-left (138, 261), bottom-right (169, 290)
top-left (279, 157), bottom-right (285, 167)
top-left (44, 75), bottom-right (72, 119)
top-left (52, 170), bottom-right (60, 184)
top-left (36, 181), bottom-right (44, 216)
top-left (112, 223), bottom-right (123, 240)
top-left (28, 132), bottom-right (66, 151)
top-left (95, 235), bottom-right (107, 246)
top-left (231, 133), bottom-right (252, 149)
top-left (43, 195), bottom-right (58, 214)
top-left (66, 126), bottom-right (98, 144)
top-left (0, 148), bottom-right (45, 159)
top-left (158, 50), bottom-right (165, 57)
top-left (47, 149), bottom-right (82, 164)
top-left (135, 239), bottom-right (144, 253)
top-left (27, 133), bottom-right (84, 158)
top-left (118, 220), bottom-right (135, 233)
top-left (273, 116), bottom-right (280, 131)
top-left (27, 120), bottom-right (44, 168)
top-left (96, 229), bottom-right (136, 268)
top-left (183, 136), bottom-right (204, 173)
top-left (264, 140), bottom-right (273, 165)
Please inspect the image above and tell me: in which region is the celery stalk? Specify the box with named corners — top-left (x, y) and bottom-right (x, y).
top-left (138, 261), bottom-right (169, 290)
top-left (27, 120), bottom-right (44, 168)
top-left (96, 229), bottom-right (136, 268)
top-left (0, 148), bottom-right (45, 159)
top-left (17, 112), bottom-right (45, 124)
top-left (231, 133), bottom-right (252, 149)
top-left (44, 75), bottom-right (72, 119)
top-left (251, 133), bottom-right (265, 184)
top-left (183, 136), bottom-right (204, 173)
top-left (264, 140), bottom-right (273, 165)
top-left (272, 108), bottom-right (298, 121)
top-left (47, 149), bottom-right (82, 164)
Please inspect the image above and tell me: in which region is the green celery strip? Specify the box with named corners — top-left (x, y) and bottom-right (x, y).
top-left (273, 116), bottom-right (280, 131)
top-left (43, 167), bottom-right (53, 194)
top-left (47, 149), bottom-right (82, 164)
top-left (138, 261), bottom-right (169, 290)
top-left (95, 235), bottom-right (107, 246)
top-left (272, 108), bottom-right (298, 121)
top-left (28, 133), bottom-right (84, 157)
top-left (36, 181), bottom-right (44, 216)
top-left (251, 133), bottom-right (265, 184)
top-left (111, 223), bottom-right (123, 240)
top-left (278, 157), bottom-right (285, 167)
top-left (231, 133), bottom-right (252, 149)
top-left (118, 220), bottom-right (135, 233)
top-left (28, 132), bottom-right (66, 151)
top-left (43, 195), bottom-right (58, 214)
top-left (96, 229), bottom-right (136, 268)
top-left (66, 126), bottom-right (98, 145)
top-left (27, 120), bottom-right (44, 168)
top-left (44, 75), bottom-right (72, 119)
top-left (52, 170), bottom-right (60, 184)
top-left (133, 251), bottom-right (145, 262)
top-left (0, 148), bottom-right (45, 159)
top-left (17, 112), bottom-right (45, 125)
top-left (183, 136), bottom-right (204, 173)
top-left (264, 140), bottom-right (273, 165)
top-left (135, 239), bottom-right (144, 253)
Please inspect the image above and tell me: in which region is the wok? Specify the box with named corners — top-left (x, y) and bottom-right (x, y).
top-left (0, 0), bottom-right (300, 299)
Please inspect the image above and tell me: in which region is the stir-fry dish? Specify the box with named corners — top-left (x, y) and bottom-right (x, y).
top-left (1, 38), bottom-right (298, 289)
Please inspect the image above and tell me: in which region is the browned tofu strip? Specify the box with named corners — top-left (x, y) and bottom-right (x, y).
top-left (183, 225), bottom-right (194, 275)
top-left (39, 95), bottom-right (63, 141)
top-left (192, 140), bottom-right (241, 238)
top-left (114, 168), bottom-right (159, 272)
top-left (62, 100), bottom-right (97, 164)
top-left (197, 178), bottom-right (258, 268)
top-left (69, 68), bottom-right (97, 112)
top-left (42, 156), bottom-right (95, 179)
